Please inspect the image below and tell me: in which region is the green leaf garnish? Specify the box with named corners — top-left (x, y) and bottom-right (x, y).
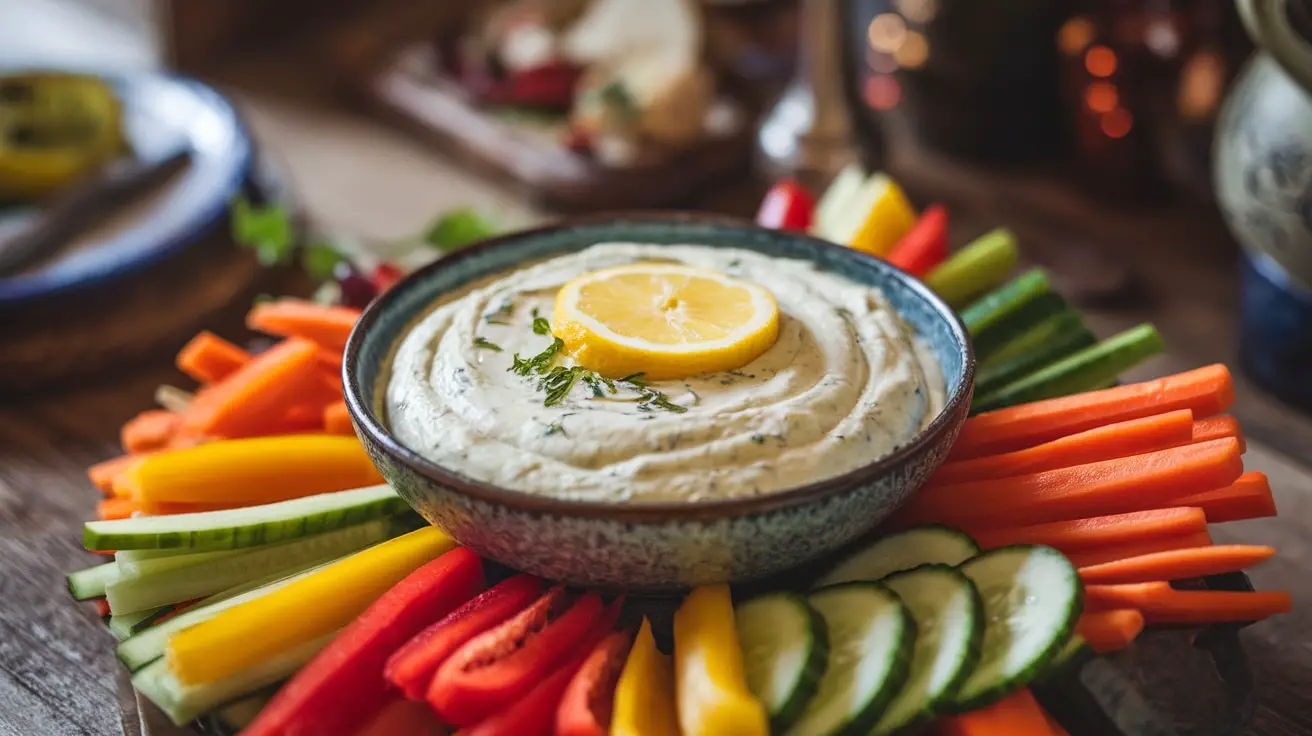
top-left (483, 297), bottom-right (514, 325)
top-left (231, 196), bottom-right (295, 266)
top-left (510, 337), bottom-right (565, 377)
top-left (532, 317), bottom-right (551, 335)
top-left (473, 337), bottom-right (503, 352)
top-left (423, 208), bottom-right (499, 254)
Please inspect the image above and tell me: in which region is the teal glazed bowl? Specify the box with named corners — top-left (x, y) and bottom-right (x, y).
top-left (343, 214), bottom-right (974, 590)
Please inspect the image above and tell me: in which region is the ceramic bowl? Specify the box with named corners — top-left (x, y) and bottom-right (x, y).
top-left (343, 213), bottom-right (974, 590)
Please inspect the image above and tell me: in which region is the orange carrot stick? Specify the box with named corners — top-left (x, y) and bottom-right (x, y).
top-left (88, 454), bottom-right (150, 494)
top-left (176, 331), bottom-right (252, 384)
top-left (1175, 472), bottom-right (1276, 523)
top-left (897, 438), bottom-right (1244, 529)
top-left (971, 507), bottom-right (1208, 552)
top-left (1063, 531), bottom-right (1213, 569)
top-left (933, 410), bottom-right (1195, 485)
top-left (1192, 415), bottom-right (1244, 452)
top-left (1076, 610), bottom-right (1144, 653)
top-left (1078, 545), bottom-right (1275, 585)
top-left (323, 401), bottom-right (354, 435)
top-left (183, 338), bottom-right (325, 438)
top-left (935, 689), bottom-right (1055, 736)
top-left (1083, 583), bottom-right (1292, 624)
top-left (97, 497), bottom-right (141, 521)
top-left (246, 299), bottom-right (361, 352)
top-left (317, 348), bottom-right (344, 372)
top-left (120, 410), bottom-right (182, 454)
top-left (951, 365), bottom-right (1234, 459)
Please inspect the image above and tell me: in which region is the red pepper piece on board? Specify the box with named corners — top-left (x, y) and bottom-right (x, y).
top-left (241, 547), bottom-right (485, 736)
top-left (756, 179), bottom-right (816, 232)
top-left (385, 574), bottom-right (543, 701)
top-left (887, 203), bottom-right (950, 277)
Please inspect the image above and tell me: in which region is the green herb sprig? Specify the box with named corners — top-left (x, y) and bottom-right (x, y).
top-left (473, 337), bottom-right (503, 352)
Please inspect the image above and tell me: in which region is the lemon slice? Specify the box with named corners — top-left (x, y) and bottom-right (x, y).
top-left (553, 263), bottom-right (780, 380)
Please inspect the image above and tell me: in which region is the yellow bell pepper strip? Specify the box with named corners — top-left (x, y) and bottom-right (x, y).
top-left (672, 586), bottom-right (768, 736)
top-left (166, 526), bottom-right (455, 686)
top-left (924, 228), bottom-right (1020, 308)
top-left (847, 175), bottom-right (918, 257)
top-left (121, 434), bottom-right (383, 510)
top-left (610, 618), bottom-right (679, 736)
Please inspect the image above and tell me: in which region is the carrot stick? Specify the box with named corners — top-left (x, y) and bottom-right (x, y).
top-left (183, 338), bottom-right (325, 438)
top-left (97, 497), bottom-right (141, 521)
top-left (120, 410), bottom-right (182, 453)
top-left (1063, 531), bottom-right (1213, 569)
top-left (935, 689), bottom-right (1055, 736)
top-left (176, 331), bottom-right (252, 384)
top-left (951, 365), bottom-right (1234, 459)
top-left (896, 438), bottom-right (1244, 529)
top-left (323, 401), bottom-right (354, 435)
top-left (88, 454), bottom-right (150, 494)
top-left (120, 434), bottom-right (383, 507)
top-left (933, 410), bottom-right (1195, 485)
top-left (247, 299), bottom-right (361, 352)
top-left (1192, 415), bottom-right (1244, 452)
top-left (1175, 471), bottom-right (1276, 523)
top-left (317, 348), bottom-right (344, 372)
top-left (1083, 583), bottom-right (1292, 624)
top-left (1078, 545), bottom-right (1275, 585)
top-left (1076, 610), bottom-right (1144, 653)
top-left (971, 507), bottom-right (1208, 552)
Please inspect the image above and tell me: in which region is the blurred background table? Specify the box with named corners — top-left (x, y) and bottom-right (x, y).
top-left (2, 2), bottom-right (1311, 735)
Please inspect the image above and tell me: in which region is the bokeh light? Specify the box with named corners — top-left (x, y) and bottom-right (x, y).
top-left (1101, 108), bottom-right (1133, 139)
top-left (868, 13), bottom-right (908, 54)
top-left (1085, 46), bottom-right (1118, 78)
top-left (865, 75), bottom-right (902, 111)
top-left (1084, 82), bottom-right (1118, 113)
top-left (895, 0), bottom-right (938, 24)
top-left (1058, 17), bottom-right (1095, 56)
top-left (894, 31), bottom-right (930, 69)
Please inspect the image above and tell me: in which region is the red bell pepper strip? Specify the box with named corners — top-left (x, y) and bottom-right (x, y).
top-left (242, 547), bottom-right (485, 736)
top-left (458, 598), bottom-right (626, 736)
top-left (370, 262), bottom-right (406, 294)
top-left (428, 587), bottom-right (605, 726)
top-left (93, 599), bottom-right (110, 618)
top-left (756, 179), bottom-right (816, 232)
top-left (556, 629), bottom-right (636, 736)
top-left (385, 574), bottom-right (543, 700)
top-left (357, 697), bottom-right (446, 736)
top-left (887, 203), bottom-right (950, 277)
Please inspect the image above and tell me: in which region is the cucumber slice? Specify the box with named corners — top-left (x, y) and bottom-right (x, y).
top-left (948, 545), bottom-right (1082, 712)
top-left (790, 583), bottom-right (914, 736)
top-left (973, 324), bottom-right (1166, 413)
top-left (83, 484), bottom-right (406, 552)
top-left (872, 565), bottom-right (983, 734)
top-left (736, 593), bottom-right (829, 732)
top-left (105, 518), bottom-right (395, 614)
top-left (1033, 635), bottom-right (1093, 686)
top-left (133, 629), bottom-right (337, 725)
top-left (817, 526), bottom-right (980, 587)
top-left (67, 561), bottom-right (122, 600)
top-left (961, 269), bottom-right (1051, 337)
top-left (109, 606), bottom-right (175, 640)
top-left (117, 562), bottom-right (329, 671)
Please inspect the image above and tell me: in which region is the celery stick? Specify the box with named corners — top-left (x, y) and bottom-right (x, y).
top-left (925, 229), bottom-right (1020, 307)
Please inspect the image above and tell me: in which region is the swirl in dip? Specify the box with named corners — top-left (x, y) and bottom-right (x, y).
top-left (384, 243), bottom-right (945, 503)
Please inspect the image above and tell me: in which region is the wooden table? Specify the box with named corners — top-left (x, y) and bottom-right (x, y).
top-left (3, 46), bottom-right (1312, 736)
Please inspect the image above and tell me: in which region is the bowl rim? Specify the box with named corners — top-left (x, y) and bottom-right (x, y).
top-left (343, 211), bottom-right (976, 523)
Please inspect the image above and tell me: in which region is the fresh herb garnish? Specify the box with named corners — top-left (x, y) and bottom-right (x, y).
top-left (636, 388), bottom-right (688, 414)
top-left (619, 372), bottom-right (647, 387)
top-left (483, 297), bottom-right (514, 325)
top-left (532, 316), bottom-right (552, 335)
top-left (511, 337), bottom-right (565, 376)
top-left (540, 365), bottom-right (585, 406)
top-left (473, 337), bottom-right (503, 352)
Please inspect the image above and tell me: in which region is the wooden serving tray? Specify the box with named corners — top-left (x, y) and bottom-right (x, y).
top-left (326, 6), bottom-right (754, 212)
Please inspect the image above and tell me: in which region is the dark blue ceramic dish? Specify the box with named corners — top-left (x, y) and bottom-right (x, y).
top-left (343, 214), bottom-right (975, 590)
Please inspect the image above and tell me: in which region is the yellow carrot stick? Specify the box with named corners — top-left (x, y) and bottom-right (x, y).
top-left (612, 617), bottom-right (680, 736)
top-left (673, 585), bottom-right (769, 736)
top-left (167, 527), bottom-right (455, 685)
top-left (121, 434), bottom-right (382, 508)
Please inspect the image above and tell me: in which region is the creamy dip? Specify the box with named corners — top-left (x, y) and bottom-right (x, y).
top-left (385, 243), bottom-right (945, 503)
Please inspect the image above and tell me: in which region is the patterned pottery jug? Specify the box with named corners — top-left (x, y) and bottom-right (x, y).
top-left (1214, 0), bottom-right (1312, 411)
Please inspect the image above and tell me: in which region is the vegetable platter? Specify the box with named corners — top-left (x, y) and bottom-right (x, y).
top-left (70, 175), bottom-right (1287, 736)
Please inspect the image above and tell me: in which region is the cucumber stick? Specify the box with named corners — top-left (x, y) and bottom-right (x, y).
top-left (960, 269), bottom-right (1051, 337)
top-left (948, 545), bottom-right (1082, 712)
top-left (206, 689), bottom-right (276, 734)
top-left (117, 548), bottom-right (244, 579)
top-left (117, 562), bottom-right (329, 671)
top-left (105, 518), bottom-right (395, 614)
top-left (970, 292), bottom-right (1069, 362)
top-left (873, 566), bottom-right (983, 734)
top-left (973, 323), bottom-right (1165, 413)
top-left (924, 229), bottom-right (1019, 307)
top-left (790, 583), bottom-right (913, 735)
top-left (67, 561), bottom-right (122, 600)
top-left (736, 593), bottom-right (829, 733)
top-left (134, 629), bottom-right (337, 726)
top-left (109, 606), bottom-right (175, 641)
top-left (817, 526), bottom-right (980, 587)
top-left (83, 483), bottom-right (407, 552)
top-left (976, 314), bottom-right (1096, 397)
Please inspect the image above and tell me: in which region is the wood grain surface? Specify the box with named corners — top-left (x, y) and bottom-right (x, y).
top-left (2, 37), bottom-right (1311, 736)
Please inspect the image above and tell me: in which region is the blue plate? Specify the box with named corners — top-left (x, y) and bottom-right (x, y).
top-left (0, 71), bottom-right (252, 306)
